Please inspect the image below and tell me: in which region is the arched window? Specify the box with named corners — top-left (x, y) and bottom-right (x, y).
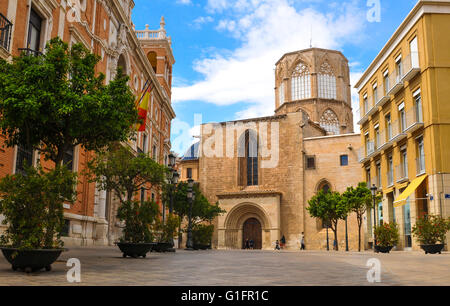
top-left (320, 109), bottom-right (340, 135)
top-left (238, 130), bottom-right (258, 186)
top-left (318, 61), bottom-right (337, 100)
top-left (117, 54), bottom-right (127, 76)
top-left (147, 51), bottom-right (157, 72)
top-left (291, 62), bottom-right (311, 100)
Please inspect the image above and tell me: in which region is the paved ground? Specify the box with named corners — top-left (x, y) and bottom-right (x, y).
top-left (0, 247), bottom-right (449, 286)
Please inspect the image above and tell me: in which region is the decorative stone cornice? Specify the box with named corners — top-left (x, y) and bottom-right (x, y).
top-left (217, 190), bottom-right (282, 199)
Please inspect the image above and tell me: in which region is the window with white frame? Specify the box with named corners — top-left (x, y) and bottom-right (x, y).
top-left (414, 89), bottom-right (423, 123)
top-left (318, 61), bottom-right (337, 100)
top-left (291, 62), bottom-right (311, 100)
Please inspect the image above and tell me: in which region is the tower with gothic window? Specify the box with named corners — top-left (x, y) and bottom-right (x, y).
top-left (274, 48), bottom-right (354, 135)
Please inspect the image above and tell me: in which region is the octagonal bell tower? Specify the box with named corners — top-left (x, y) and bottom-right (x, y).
top-left (274, 48), bottom-right (353, 135)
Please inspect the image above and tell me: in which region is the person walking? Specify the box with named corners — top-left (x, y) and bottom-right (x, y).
top-left (280, 235), bottom-right (286, 249)
top-left (300, 232), bottom-right (305, 250)
top-left (249, 239), bottom-right (254, 249)
top-left (244, 239), bottom-right (250, 250)
top-left (275, 240), bottom-right (281, 250)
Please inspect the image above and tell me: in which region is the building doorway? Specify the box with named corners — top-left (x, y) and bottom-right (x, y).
top-left (242, 218), bottom-right (262, 249)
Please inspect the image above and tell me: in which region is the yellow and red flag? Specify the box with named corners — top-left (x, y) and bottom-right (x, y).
top-left (135, 81), bottom-right (152, 132)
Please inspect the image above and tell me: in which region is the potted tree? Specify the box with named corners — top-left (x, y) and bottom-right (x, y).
top-left (412, 215), bottom-right (450, 254)
top-left (0, 38), bottom-right (137, 272)
top-left (87, 145), bottom-right (167, 258)
top-left (192, 224), bottom-right (214, 250)
top-left (373, 223), bottom-right (399, 253)
top-left (153, 214), bottom-right (180, 252)
top-left (0, 166), bottom-right (76, 272)
top-left (116, 200), bottom-right (159, 258)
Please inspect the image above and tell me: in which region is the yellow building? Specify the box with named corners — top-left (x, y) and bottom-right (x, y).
top-left (355, 0), bottom-right (450, 251)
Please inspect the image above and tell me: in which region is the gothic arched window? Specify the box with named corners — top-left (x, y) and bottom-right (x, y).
top-left (318, 61), bottom-right (337, 100)
top-left (320, 109), bottom-right (340, 135)
top-left (291, 62), bottom-right (311, 100)
top-left (238, 130), bottom-right (258, 186)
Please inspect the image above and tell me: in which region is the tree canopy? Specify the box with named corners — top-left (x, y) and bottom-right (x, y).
top-left (307, 190), bottom-right (349, 250)
top-left (0, 37), bottom-right (138, 165)
top-left (87, 145), bottom-right (168, 203)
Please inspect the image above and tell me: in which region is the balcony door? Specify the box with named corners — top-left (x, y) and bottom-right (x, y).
top-left (410, 37), bottom-right (419, 68)
top-left (27, 9), bottom-right (42, 52)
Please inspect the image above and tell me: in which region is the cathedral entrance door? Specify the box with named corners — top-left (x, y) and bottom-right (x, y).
top-left (242, 218), bottom-right (262, 249)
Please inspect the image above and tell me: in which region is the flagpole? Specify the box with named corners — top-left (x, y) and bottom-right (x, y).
top-left (136, 79), bottom-right (152, 107)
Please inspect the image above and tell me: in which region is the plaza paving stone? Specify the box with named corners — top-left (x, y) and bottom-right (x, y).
top-left (0, 247), bottom-right (448, 286)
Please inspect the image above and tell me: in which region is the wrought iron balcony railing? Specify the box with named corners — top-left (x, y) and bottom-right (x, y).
top-left (0, 13), bottom-right (13, 52)
top-left (18, 48), bottom-right (43, 57)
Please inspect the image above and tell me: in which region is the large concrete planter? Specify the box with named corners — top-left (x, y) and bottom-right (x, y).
top-left (116, 242), bottom-right (155, 258)
top-left (374, 245), bottom-right (394, 253)
top-left (420, 244), bottom-right (445, 254)
top-left (152, 242), bottom-right (173, 253)
top-left (0, 247), bottom-right (66, 273)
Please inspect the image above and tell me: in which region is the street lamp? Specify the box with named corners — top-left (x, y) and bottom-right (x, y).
top-left (166, 153), bottom-right (179, 251)
top-left (371, 184), bottom-right (378, 250)
top-left (186, 178), bottom-right (195, 250)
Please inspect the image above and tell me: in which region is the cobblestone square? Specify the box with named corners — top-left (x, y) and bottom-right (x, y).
top-left (0, 247), bottom-right (449, 286)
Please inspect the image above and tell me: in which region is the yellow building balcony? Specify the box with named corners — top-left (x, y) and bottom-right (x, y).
top-left (375, 83), bottom-right (390, 108)
top-left (395, 164), bottom-right (409, 183)
top-left (357, 94), bottom-right (377, 125)
top-left (401, 52), bottom-right (420, 83)
top-left (416, 155), bottom-right (426, 176)
top-left (404, 107), bottom-right (424, 134)
top-left (387, 67), bottom-right (404, 96)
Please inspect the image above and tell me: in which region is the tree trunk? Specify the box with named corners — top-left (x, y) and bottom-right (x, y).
top-left (333, 221), bottom-right (338, 251)
top-left (357, 215), bottom-right (362, 252)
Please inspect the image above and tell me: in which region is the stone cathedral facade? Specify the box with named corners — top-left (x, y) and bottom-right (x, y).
top-left (183, 48), bottom-right (366, 250)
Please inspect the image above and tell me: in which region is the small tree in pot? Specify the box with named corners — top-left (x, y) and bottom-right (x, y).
top-left (0, 166), bottom-right (76, 272)
top-left (87, 145), bottom-right (167, 258)
top-left (373, 223), bottom-right (399, 253)
top-left (153, 214), bottom-right (180, 252)
top-left (0, 38), bottom-right (137, 272)
top-left (412, 215), bottom-right (450, 254)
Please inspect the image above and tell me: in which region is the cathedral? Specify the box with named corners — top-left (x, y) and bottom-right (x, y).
top-left (179, 48), bottom-right (365, 250)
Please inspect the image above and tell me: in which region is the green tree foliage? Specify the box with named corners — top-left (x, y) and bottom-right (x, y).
top-left (192, 224), bottom-right (214, 246)
top-left (307, 190), bottom-right (348, 251)
top-left (116, 200), bottom-right (159, 243)
top-left (87, 145), bottom-right (168, 243)
top-left (412, 215), bottom-right (450, 245)
top-left (0, 166), bottom-right (77, 249)
top-left (87, 145), bottom-right (167, 203)
top-left (374, 223), bottom-right (400, 247)
top-left (166, 181), bottom-right (224, 246)
top-left (153, 214), bottom-right (180, 243)
top-left (342, 182), bottom-right (380, 252)
top-left (0, 37), bottom-right (138, 166)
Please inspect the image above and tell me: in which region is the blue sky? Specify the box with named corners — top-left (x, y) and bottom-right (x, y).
top-left (132, 0), bottom-right (418, 155)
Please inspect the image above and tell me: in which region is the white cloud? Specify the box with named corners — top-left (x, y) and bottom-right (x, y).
top-left (171, 118), bottom-right (199, 155)
top-left (173, 0), bottom-right (367, 121)
top-left (176, 0), bottom-right (192, 5)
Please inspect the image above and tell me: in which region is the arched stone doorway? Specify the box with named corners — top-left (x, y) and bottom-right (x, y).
top-left (221, 202), bottom-right (273, 250)
top-left (243, 218), bottom-right (262, 249)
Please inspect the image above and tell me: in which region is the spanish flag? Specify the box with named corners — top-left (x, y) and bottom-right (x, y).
top-left (135, 81), bottom-right (152, 132)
